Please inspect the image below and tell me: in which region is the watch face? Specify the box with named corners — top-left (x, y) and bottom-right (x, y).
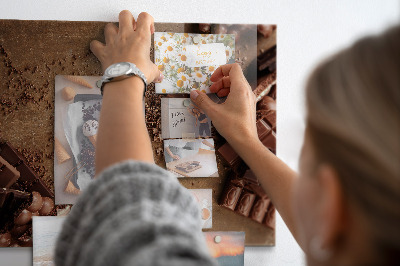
top-left (106, 62), bottom-right (131, 77)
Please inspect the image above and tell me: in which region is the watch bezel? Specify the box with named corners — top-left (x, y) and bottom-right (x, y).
top-left (105, 62), bottom-right (133, 78)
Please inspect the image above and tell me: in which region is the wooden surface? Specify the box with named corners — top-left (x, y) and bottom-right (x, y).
top-left (0, 20), bottom-right (275, 246)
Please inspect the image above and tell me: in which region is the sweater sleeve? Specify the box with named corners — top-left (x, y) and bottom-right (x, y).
top-left (54, 160), bottom-right (217, 266)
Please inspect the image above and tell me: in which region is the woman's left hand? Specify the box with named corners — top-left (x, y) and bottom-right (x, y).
top-left (90, 10), bottom-right (163, 83)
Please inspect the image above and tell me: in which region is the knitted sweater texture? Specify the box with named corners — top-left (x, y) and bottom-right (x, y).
top-left (55, 160), bottom-right (217, 266)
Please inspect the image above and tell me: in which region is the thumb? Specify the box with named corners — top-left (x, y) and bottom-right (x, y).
top-left (190, 90), bottom-right (216, 115)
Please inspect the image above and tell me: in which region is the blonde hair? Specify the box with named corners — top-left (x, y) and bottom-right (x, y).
top-left (305, 26), bottom-right (400, 264)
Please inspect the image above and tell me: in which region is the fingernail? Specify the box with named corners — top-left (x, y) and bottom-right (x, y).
top-left (155, 72), bottom-right (164, 83)
top-left (190, 89), bottom-right (199, 100)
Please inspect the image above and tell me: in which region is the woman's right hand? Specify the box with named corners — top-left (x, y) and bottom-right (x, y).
top-left (189, 63), bottom-right (258, 147)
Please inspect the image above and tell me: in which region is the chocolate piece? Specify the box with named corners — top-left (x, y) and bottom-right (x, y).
top-left (254, 80), bottom-right (276, 103)
top-left (257, 25), bottom-right (275, 39)
top-left (256, 117), bottom-right (272, 139)
top-left (18, 235), bottom-right (32, 247)
top-left (264, 204), bottom-right (276, 229)
top-left (248, 183), bottom-right (267, 198)
top-left (258, 96), bottom-right (276, 111)
top-left (0, 157), bottom-right (20, 188)
top-left (220, 180), bottom-right (243, 211)
top-left (0, 232), bottom-right (11, 247)
top-left (199, 23), bottom-right (211, 33)
top-left (11, 225), bottom-right (29, 237)
top-left (0, 188), bottom-right (29, 208)
top-left (230, 178), bottom-right (245, 188)
top-left (0, 188), bottom-right (30, 233)
top-left (0, 143), bottom-right (24, 166)
top-left (250, 196), bottom-right (271, 223)
top-left (256, 116), bottom-right (276, 153)
top-left (14, 209), bottom-right (32, 225)
top-left (219, 116), bottom-right (276, 171)
top-left (268, 84), bottom-right (276, 100)
top-left (260, 130), bottom-right (276, 154)
top-left (243, 170), bottom-right (258, 185)
top-left (16, 163), bottom-right (54, 198)
top-left (27, 191), bottom-right (43, 212)
top-left (263, 111), bottom-right (276, 130)
top-left (258, 45), bottom-right (276, 73)
top-left (217, 143), bottom-right (242, 168)
top-left (235, 188), bottom-right (256, 217)
top-left (38, 197), bottom-right (54, 216)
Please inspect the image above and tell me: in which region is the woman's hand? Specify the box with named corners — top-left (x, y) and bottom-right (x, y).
top-left (172, 154), bottom-right (181, 161)
top-left (90, 10), bottom-right (163, 83)
top-left (189, 63), bottom-right (258, 147)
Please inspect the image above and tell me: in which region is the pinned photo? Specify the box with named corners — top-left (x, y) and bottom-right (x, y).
top-left (33, 216), bottom-right (66, 266)
top-left (154, 32), bottom-right (235, 94)
top-left (203, 231), bottom-right (245, 266)
top-left (163, 138), bottom-right (218, 177)
top-left (189, 189), bottom-right (212, 229)
top-left (161, 98), bottom-right (212, 139)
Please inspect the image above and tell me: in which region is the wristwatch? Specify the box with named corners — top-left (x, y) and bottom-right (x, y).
top-left (97, 62), bottom-right (148, 96)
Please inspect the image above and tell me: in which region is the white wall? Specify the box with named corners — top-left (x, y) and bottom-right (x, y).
top-left (0, 1), bottom-right (398, 265)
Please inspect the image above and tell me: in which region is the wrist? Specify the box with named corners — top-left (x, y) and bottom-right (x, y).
top-left (230, 132), bottom-right (262, 150)
top-left (102, 76), bottom-right (145, 97)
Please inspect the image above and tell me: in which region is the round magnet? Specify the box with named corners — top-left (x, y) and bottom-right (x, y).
top-left (183, 99), bottom-right (191, 107)
top-left (193, 35), bottom-right (201, 44)
top-left (96, 80), bottom-right (102, 88)
top-left (214, 235), bottom-right (221, 244)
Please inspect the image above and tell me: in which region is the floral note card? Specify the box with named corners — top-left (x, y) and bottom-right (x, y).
top-left (154, 32), bottom-right (235, 94)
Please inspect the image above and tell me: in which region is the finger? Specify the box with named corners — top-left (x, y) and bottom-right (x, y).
top-left (150, 63), bottom-right (164, 83)
top-left (190, 90), bottom-right (217, 117)
top-left (104, 23), bottom-right (118, 44)
top-left (136, 12), bottom-right (154, 38)
top-left (118, 10), bottom-right (135, 35)
top-left (209, 76), bottom-right (231, 93)
top-left (210, 63), bottom-right (243, 84)
top-left (217, 88), bottom-right (230, 97)
top-left (90, 40), bottom-right (105, 60)
top-left (153, 70), bottom-right (164, 83)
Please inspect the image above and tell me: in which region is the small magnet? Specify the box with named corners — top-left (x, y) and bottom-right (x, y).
top-left (96, 80), bottom-right (102, 88)
top-left (183, 99), bottom-right (191, 107)
top-left (193, 35), bottom-right (201, 44)
top-left (214, 235), bottom-right (221, 244)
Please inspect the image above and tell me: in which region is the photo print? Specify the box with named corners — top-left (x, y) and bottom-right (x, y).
top-left (33, 216), bottom-right (66, 266)
top-left (154, 32), bottom-right (235, 94)
top-left (204, 231), bottom-right (245, 266)
top-left (161, 98), bottom-right (212, 139)
top-left (163, 138), bottom-right (218, 177)
top-left (53, 75), bottom-right (102, 204)
top-left (189, 189), bottom-right (212, 229)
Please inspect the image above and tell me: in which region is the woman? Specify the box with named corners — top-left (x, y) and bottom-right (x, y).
top-left (55, 10), bottom-right (400, 266)
top-left (187, 106), bottom-right (211, 137)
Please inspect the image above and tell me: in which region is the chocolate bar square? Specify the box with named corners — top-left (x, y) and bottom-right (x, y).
top-left (217, 143), bottom-right (242, 167)
top-left (0, 157), bottom-right (20, 188)
top-left (220, 179), bottom-right (244, 211)
top-left (250, 196), bottom-right (271, 223)
top-left (235, 188), bottom-right (256, 217)
top-left (243, 169), bottom-right (259, 185)
top-left (264, 205), bottom-right (276, 229)
top-left (0, 143), bottom-right (25, 166)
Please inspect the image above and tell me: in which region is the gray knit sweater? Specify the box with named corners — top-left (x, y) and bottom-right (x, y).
top-left (55, 160), bottom-right (217, 266)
